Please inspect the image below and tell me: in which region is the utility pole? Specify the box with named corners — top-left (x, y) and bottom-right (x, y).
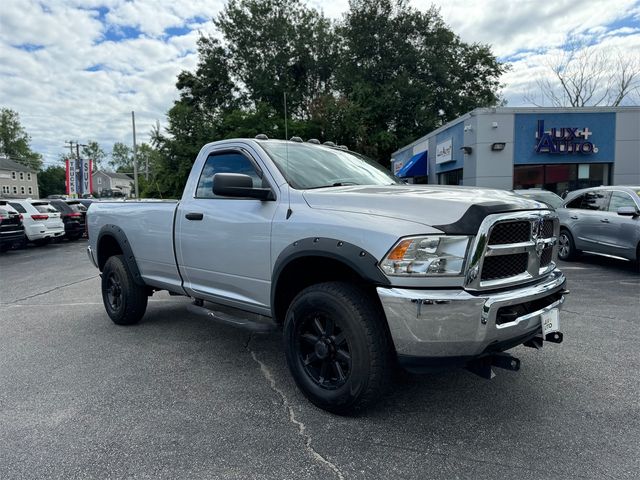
top-left (76, 142), bottom-right (87, 198)
top-left (131, 111), bottom-right (139, 199)
top-left (64, 140), bottom-right (75, 158)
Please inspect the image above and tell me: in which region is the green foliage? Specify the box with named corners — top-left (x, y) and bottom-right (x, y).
top-left (0, 108), bottom-right (43, 171)
top-left (38, 165), bottom-right (66, 198)
top-left (110, 142), bottom-right (132, 171)
top-left (151, 0), bottom-right (508, 197)
top-left (81, 141), bottom-right (107, 170)
top-left (338, 0), bottom-right (506, 160)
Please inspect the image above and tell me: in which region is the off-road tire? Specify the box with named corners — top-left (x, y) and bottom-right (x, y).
top-left (101, 255), bottom-right (148, 325)
top-left (283, 281), bottom-right (392, 415)
top-left (558, 229), bottom-right (579, 261)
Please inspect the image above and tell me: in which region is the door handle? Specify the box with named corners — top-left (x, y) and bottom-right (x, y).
top-left (570, 215), bottom-right (579, 220)
top-left (600, 218), bottom-right (610, 223)
top-left (185, 212), bottom-right (204, 221)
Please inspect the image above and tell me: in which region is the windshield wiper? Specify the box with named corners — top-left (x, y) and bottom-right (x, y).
top-left (307, 182), bottom-right (360, 189)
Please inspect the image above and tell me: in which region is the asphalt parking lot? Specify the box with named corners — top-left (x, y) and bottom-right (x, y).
top-left (1, 240), bottom-right (639, 479)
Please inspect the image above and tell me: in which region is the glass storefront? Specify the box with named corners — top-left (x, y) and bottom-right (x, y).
top-left (513, 163), bottom-right (610, 195)
top-left (438, 169), bottom-right (463, 185)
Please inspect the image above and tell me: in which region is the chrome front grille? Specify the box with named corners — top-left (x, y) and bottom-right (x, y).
top-left (481, 253), bottom-right (529, 281)
top-left (488, 221), bottom-right (530, 245)
top-left (465, 211), bottom-right (558, 290)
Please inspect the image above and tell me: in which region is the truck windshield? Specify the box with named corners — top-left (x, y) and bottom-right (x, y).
top-left (260, 142), bottom-right (401, 189)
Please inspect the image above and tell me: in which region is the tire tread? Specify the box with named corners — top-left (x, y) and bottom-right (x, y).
top-left (286, 281), bottom-right (392, 414)
top-left (102, 255), bottom-right (147, 325)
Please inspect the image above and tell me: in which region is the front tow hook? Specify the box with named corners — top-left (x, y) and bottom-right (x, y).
top-left (466, 352), bottom-right (521, 380)
top-left (545, 331), bottom-right (563, 343)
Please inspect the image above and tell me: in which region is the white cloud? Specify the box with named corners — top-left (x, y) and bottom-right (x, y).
top-left (0, 0), bottom-right (638, 167)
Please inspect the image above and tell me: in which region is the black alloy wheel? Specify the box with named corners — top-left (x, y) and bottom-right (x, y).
top-left (105, 273), bottom-right (123, 312)
top-left (101, 255), bottom-right (147, 325)
top-left (296, 312), bottom-right (352, 390)
top-left (283, 281), bottom-right (392, 414)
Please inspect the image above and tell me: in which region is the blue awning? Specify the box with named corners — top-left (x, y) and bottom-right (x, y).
top-left (397, 151), bottom-right (427, 178)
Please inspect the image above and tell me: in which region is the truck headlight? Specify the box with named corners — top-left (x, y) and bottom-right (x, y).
top-left (379, 235), bottom-right (470, 276)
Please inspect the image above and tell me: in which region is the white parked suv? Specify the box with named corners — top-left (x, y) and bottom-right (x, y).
top-left (8, 199), bottom-right (65, 245)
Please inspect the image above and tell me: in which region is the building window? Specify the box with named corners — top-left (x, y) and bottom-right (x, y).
top-left (1, 186), bottom-right (9, 194)
top-left (20, 186), bottom-right (25, 194)
top-left (28, 186), bottom-right (33, 195)
top-left (27, 172), bottom-right (32, 181)
top-left (513, 163), bottom-right (610, 195)
top-left (97, 177), bottom-right (102, 185)
top-left (13, 186), bottom-right (17, 194)
top-left (19, 172), bottom-right (24, 180)
top-left (438, 169), bottom-right (463, 186)
top-left (11, 171), bottom-right (16, 180)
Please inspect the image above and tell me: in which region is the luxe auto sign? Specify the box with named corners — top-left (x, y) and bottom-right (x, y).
top-left (535, 120), bottom-right (598, 154)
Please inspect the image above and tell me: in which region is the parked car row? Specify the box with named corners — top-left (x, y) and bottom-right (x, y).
top-left (0, 198), bottom-right (88, 252)
top-left (514, 186), bottom-right (640, 268)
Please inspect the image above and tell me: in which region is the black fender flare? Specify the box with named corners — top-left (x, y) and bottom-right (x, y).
top-left (270, 237), bottom-right (390, 311)
top-left (96, 224), bottom-right (145, 286)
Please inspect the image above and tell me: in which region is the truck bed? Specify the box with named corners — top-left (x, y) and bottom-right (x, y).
top-left (88, 200), bottom-right (184, 292)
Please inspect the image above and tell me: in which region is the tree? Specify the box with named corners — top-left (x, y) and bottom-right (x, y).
top-left (110, 142), bottom-right (132, 171)
top-left (0, 108), bottom-right (43, 170)
top-left (525, 40), bottom-right (640, 107)
top-left (152, 0), bottom-right (506, 196)
top-left (82, 141), bottom-right (107, 171)
top-left (215, 0), bottom-right (338, 118)
top-left (38, 165), bottom-right (66, 198)
top-left (338, 0), bottom-right (507, 160)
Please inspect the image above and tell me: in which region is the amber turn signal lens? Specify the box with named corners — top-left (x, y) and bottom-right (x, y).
top-left (387, 239), bottom-right (413, 260)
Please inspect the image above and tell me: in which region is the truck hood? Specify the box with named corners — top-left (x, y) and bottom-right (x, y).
top-left (302, 185), bottom-right (548, 234)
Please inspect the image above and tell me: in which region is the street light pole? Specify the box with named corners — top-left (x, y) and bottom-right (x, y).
top-left (131, 111), bottom-right (139, 199)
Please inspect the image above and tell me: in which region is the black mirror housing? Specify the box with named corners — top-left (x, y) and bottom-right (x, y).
top-left (213, 173), bottom-right (274, 200)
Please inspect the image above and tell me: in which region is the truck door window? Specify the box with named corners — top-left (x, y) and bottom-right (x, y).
top-left (196, 152), bottom-right (262, 198)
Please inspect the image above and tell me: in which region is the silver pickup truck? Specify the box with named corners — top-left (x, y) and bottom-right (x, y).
top-left (87, 137), bottom-right (567, 413)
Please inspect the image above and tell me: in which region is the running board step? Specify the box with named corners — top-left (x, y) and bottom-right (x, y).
top-left (186, 302), bottom-right (277, 333)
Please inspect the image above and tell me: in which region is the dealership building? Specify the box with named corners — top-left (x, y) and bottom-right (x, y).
top-left (390, 107), bottom-right (640, 194)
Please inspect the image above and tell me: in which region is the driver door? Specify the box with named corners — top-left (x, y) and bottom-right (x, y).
top-left (175, 148), bottom-right (279, 313)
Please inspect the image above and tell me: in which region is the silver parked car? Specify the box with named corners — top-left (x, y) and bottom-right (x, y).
top-left (557, 186), bottom-right (640, 266)
top-left (513, 189), bottom-right (564, 210)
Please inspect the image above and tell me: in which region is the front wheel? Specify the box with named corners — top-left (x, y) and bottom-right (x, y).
top-left (558, 230), bottom-right (579, 261)
top-left (101, 255), bottom-right (148, 325)
top-left (283, 282), bottom-right (392, 414)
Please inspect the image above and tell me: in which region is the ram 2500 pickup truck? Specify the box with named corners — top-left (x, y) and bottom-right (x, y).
top-left (87, 137), bottom-right (567, 414)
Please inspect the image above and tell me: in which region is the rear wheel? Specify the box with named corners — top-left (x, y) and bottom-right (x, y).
top-left (101, 255), bottom-right (148, 325)
top-left (283, 282), bottom-right (392, 414)
top-left (558, 229), bottom-right (579, 261)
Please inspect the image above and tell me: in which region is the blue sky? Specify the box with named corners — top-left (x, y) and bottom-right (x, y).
top-left (1, 0), bottom-right (639, 167)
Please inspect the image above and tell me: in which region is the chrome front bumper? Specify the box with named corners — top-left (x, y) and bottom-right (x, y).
top-left (377, 270), bottom-right (566, 359)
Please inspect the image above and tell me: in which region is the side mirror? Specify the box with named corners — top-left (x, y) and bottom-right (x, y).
top-left (617, 206), bottom-right (639, 217)
top-left (213, 173), bottom-right (274, 201)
